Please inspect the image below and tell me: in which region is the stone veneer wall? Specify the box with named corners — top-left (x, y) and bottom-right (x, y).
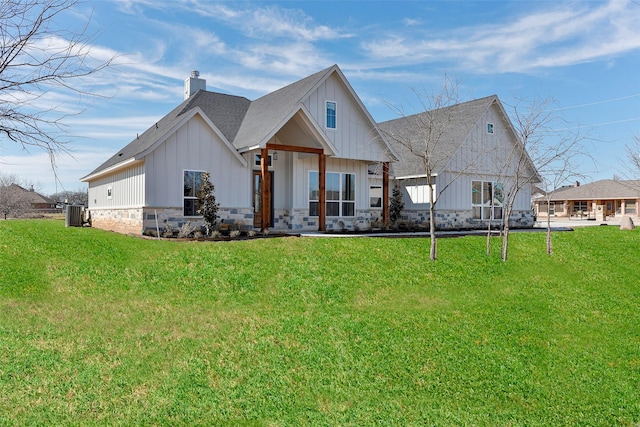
top-left (88, 208), bottom-right (144, 235)
top-left (284, 209), bottom-right (317, 231)
top-left (142, 207), bottom-right (254, 233)
top-left (402, 209), bottom-right (535, 230)
top-left (91, 206), bottom-right (535, 235)
top-left (281, 209), bottom-right (375, 231)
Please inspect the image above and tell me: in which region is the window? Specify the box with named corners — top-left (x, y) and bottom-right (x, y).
top-left (309, 171), bottom-right (319, 216)
top-left (184, 170), bottom-right (205, 216)
top-left (342, 173), bottom-right (355, 216)
top-left (625, 200), bottom-right (636, 215)
top-left (472, 180), bottom-right (503, 220)
top-left (406, 184), bottom-right (434, 204)
top-left (487, 123), bottom-right (494, 134)
top-left (326, 101), bottom-right (337, 129)
top-left (370, 185), bottom-right (382, 208)
top-left (254, 154), bottom-right (272, 167)
top-left (573, 201), bottom-right (588, 213)
top-left (309, 171), bottom-right (356, 217)
top-left (107, 187), bottom-right (112, 199)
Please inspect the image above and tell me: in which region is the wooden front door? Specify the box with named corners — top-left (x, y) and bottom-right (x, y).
top-left (253, 170), bottom-right (274, 228)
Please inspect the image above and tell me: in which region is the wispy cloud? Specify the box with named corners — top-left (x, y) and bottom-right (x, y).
top-left (361, 0), bottom-right (640, 73)
top-left (244, 5), bottom-right (351, 41)
top-left (403, 18), bottom-right (422, 27)
top-left (0, 148), bottom-right (114, 193)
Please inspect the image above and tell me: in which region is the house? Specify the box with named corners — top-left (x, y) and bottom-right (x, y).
top-left (0, 184), bottom-right (56, 218)
top-left (534, 179), bottom-right (640, 220)
top-left (81, 65), bottom-right (397, 234)
top-left (377, 95), bottom-right (539, 229)
top-left (82, 66), bottom-right (539, 235)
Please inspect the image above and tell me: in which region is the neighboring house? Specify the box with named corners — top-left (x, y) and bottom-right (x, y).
top-left (534, 179), bottom-right (640, 220)
top-left (81, 65), bottom-right (398, 234)
top-left (377, 95), bottom-right (539, 229)
top-left (0, 184), bottom-right (56, 218)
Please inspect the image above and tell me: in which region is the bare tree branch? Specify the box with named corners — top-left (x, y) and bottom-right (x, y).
top-left (501, 96), bottom-right (593, 259)
top-left (625, 134), bottom-right (640, 179)
top-left (0, 172), bottom-right (33, 218)
top-left (0, 0), bottom-right (113, 160)
top-left (380, 75), bottom-right (474, 261)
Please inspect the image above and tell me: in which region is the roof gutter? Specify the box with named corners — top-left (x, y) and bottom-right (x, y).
top-left (395, 173), bottom-right (438, 180)
top-left (80, 157), bottom-right (143, 182)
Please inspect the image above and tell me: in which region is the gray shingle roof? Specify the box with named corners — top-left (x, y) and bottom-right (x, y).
top-left (232, 65), bottom-right (334, 150)
top-left (5, 184), bottom-right (55, 205)
top-left (549, 179), bottom-right (640, 201)
top-left (378, 95), bottom-right (497, 178)
top-left (86, 91), bottom-right (251, 176)
top-left (84, 66), bottom-right (336, 178)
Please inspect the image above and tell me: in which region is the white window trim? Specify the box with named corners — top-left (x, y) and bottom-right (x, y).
top-left (309, 170), bottom-right (356, 217)
top-left (486, 122), bottom-right (494, 134)
top-left (369, 185), bottom-right (382, 209)
top-left (325, 100), bottom-right (337, 130)
top-left (183, 169), bottom-right (206, 217)
top-left (254, 154), bottom-right (272, 168)
top-left (471, 180), bottom-right (503, 220)
top-left (107, 186), bottom-right (112, 199)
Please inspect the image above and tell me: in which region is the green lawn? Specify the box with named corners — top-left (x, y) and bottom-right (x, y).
top-left (1, 220), bottom-right (639, 426)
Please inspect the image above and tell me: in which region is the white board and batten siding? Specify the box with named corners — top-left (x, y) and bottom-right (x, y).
top-left (88, 163), bottom-right (144, 209)
top-left (435, 103), bottom-right (533, 212)
top-left (144, 114), bottom-right (250, 209)
top-left (444, 103), bottom-right (515, 176)
top-left (304, 73), bottom-right (389, 163)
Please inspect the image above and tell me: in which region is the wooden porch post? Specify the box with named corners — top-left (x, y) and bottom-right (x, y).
top-left (319, 153), bottom-right (326, 231)
top-left (382, 162), bottom-right (389, 226)
top-left (260, 147), bottom-right (270, 230)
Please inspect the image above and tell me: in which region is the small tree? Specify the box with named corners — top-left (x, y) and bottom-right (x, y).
top-left (50, 188), bottom-right (88, 206)
top-left (197, 172), bottom-right (219, 236)
top-left (625, 135), bottom-right (640, 178)
top-left (389, 185), bottom-right (404, 225)
top-left (381, 75), bottom-right (475, 260)
top-left (500, 97), bottom-right (590, 260)
top-left (0, 173), bottom-right (31, 219)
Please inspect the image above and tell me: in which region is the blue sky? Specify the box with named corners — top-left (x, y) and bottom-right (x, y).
top-left (2, 0), bottom-right (640, 195)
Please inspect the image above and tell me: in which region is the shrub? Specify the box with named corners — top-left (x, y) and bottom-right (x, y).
top-left (389, 185), bottom-right (404, 224)
top-left (178, 221), bottom-right (195, 238)
top-left (197, 172), bottom-right (219, 236)
top-left (230, 230), bottom-right (240, 238)
top-left (162, 220), bottom-right (174, 238)
top-left (144, 229), bottom-right (158, 237)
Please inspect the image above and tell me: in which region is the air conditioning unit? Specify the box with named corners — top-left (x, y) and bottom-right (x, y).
top-left (65, 205), bottom-right (84, 227)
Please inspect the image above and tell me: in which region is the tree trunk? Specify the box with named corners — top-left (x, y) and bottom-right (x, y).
top-left (501, 208), bottom-right (511, 262)
top-left (546, 215), bottom-right (553, 255)
top-left (501, 224), bottom-right (509, 262)
top-left (486, 220), bottom-right (492, 257)
top-left (429, 203), bottom-right (437, 261)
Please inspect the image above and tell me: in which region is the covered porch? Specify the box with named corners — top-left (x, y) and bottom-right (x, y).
top-left (249, 111), bottom-right (390, 232)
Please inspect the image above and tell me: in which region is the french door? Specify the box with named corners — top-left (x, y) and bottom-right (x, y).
top-left (253, 170), bottom-right (274, 228)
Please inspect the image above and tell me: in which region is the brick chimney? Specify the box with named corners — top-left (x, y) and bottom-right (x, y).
top-left (184, 70), bottom-right (206, 100)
